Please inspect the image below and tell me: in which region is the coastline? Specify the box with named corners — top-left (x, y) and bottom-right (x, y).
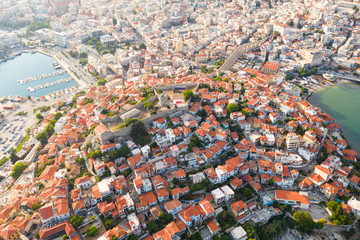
top-left (34, 49), bottom-right (87, 89)
top-left (0, 51), bottom-right (81, 99)
top-left (308, 81), bottom-right (360, 154)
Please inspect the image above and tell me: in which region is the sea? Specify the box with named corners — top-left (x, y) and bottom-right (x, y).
top-left (309, 81), bottom-right (360, 154)
top-left (0, 52), bottom-right (78, 98)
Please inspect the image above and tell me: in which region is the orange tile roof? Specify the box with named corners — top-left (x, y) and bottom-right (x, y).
top-left (207, 221), bottom-right (220, 233)
top-left (39, 221), bottom-right (75, 239)
top-left (0, 224), bottom-right (18, 240)
top-left (178, 205), bottom-right (200, 222)
top-left (164, 199), bottom-right (182, 211)
top-left (275, 190), bottom-right (310, 205)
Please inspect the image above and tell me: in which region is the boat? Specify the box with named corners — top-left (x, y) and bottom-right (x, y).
top-left (322, 73), bottom-right (335, 81)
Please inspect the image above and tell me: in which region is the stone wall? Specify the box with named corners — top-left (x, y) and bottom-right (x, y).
top-left (100, 95), bottom-right (158, 125)
top-left (156, 83), bottom-right (197, 91)
top-left (100, 106), bottom-right (189, 142)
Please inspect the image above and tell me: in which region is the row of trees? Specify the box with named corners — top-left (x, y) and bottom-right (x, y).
top-left (298, 67), bottom-right (318, 77)
top-left (36, 112), bottom-right (62, 144)
top-left (11, 162), bottom-right (28, 180)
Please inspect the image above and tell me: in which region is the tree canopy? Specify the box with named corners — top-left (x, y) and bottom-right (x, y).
top-left (183, 90), bottom-right (194, 102)
top-left (130, 121), bottom-right (151, 146)
top-left (226, 103), bottom-right (240, 113)
top-left (11, 162), bottom-right (28, 180)
top-left (327, 201), bottom-right (354, 225)
top-left (97, 78), bottom-right (106, 86)
top-left (293, 211), bottom-right (319, 233)
top-left (36, 131), bottom-right (48, 144)
top-left (70, 215), bottom-right (84, 227)
top-left (86, 225), bottom-right (98, 237)
top-left (144, 101), bottom-right (154, 110)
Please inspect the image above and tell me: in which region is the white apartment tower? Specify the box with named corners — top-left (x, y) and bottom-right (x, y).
top-left (298, 48), bottom-right (323, 67)
top-left (287, 133), bottom-right (299, 152)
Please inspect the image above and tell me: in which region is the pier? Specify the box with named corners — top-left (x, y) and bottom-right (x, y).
top-left (27, 77), bottom-right (74, 92)
top-left (17, 70), bottom-right (66, 85)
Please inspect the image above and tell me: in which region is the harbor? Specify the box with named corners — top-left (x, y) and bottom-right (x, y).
top-left (17, 69), bottom-right (66, 85)
top-left (0, 52), bottom-right (78, 98)
top-left (26, 77), bottom-right (74, 92)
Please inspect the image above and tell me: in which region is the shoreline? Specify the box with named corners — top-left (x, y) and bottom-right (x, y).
top-left (307, 81), bottom-right (360, 155)
top-left (34, 49), bottom-right (87, 88)
top-left (0, 50), bottom-right (85, 99)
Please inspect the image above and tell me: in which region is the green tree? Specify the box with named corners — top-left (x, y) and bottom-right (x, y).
top-left (244, 188), bottom-right (253, 199)
top-left (105, 219), bottom-right (114, 230)
top-left (36, 131), bottom-right (48, 144)
top-left (0, 157), bottom-right (8, 166)
top-left (11, 162), bottom-right (28, 180)
top-left (285, 74), bottom-right (295, 80)
top-left (86, 225), bottom-right (98, 237)
top-left (97, 78), bottom-right (106, 86)
top-left (298, 67), bottom-right (309, 77)
top-left (263, 219), bottom-right (283, 239)
top-left (214, 76), bottom-right (223, 81)
top-left (45, 124), bottom-right (55, 136)
top-left (125, 118), bottom-right (138, 127)
top-left (216, 211), bottom-right (236, 231)
top-left (32, 203), bottom-right (42, 211)
top-left (310, 67), bottom-right (318, 75)
top-left (144, 101), bottom-right (154, 110)
top-left (293, 211), bottom-right (316, 233)
top-left (69, 51), bottom-right (78, 58)
top-left (241, 109), bottom-right (249, 116)
top-left (79, 52), bottom-right (88, 59)
top-left (128, 235), bottom-right (138, 240)
top-left (54, 112), bottom-right (62, 120)
top-left (130, 122), bottom-right (151, 146)
top-left (327, 201), bottom-right (353, 225)
top-left (62, 234), bottom-right (68, 240)
top-left (36, 113), bottom-right (44, 120)
top-left (139, 43), bottom-right (146, 49)
top-left (10, 152), bottom-right (19, 164)
top-left (147, 221), bottom-right (159, 234)
top-left (70, 215), bottom-right (84, 227)
top-left (188, 232), bottom-right (202, 240)
top-left (183, 90), bottom-right (194, 101)
top-left (226, 103), bottom-right (240, 113)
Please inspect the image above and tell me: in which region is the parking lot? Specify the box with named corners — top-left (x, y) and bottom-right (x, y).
top-left (0, 117), bottom-right (27, 156)
top-left (304, 204), bottom-right (329, 222)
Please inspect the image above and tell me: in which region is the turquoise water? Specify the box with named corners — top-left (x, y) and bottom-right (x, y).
top-left (309, 81), bottom-right (360, 154)
top-left (0, 52), bottom-right (77, 98)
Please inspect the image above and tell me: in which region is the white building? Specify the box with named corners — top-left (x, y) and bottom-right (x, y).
top-left (298, 48), bottom-right (323, 67)
top-left (231, 226), bottom-right (248, 240)
top-left (211, 188), bottom-right (225, 205)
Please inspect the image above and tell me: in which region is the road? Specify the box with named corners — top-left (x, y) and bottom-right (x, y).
top-left (318, 70), bottom-right (360, 83)
top-left (39, 47), bottom-right (96, 87)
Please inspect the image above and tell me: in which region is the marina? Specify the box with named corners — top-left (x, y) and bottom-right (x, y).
top-left (26, 77), bottom-right (74, 92)
top-left (0, 52), bottom-right (78, 98)
top-left (17, 70), bottom-right (66, 84)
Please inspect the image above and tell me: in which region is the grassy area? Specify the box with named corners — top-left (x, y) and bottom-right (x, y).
top-left (15, 133), bottom-right (29, 154)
